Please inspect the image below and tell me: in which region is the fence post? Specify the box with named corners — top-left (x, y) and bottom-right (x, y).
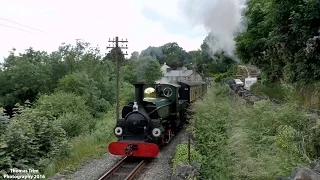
top-left (188, 135), bottom-right (191, 164)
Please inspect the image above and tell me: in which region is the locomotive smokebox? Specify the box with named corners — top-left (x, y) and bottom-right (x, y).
top-left (134, 83), bottom-right (144, 104)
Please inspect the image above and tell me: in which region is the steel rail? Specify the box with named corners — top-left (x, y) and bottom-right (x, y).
top-left (97, 157), bottom-right (145, 180)
top-left (124, 159), bottom-right (145, 180)
top-left (98, 157), bottom-right (127, 180)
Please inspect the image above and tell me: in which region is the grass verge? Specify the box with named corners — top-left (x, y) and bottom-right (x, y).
top-left (43, 110), bottom-right (116, 177)
top-left (191, 84), bottom-right (319, 179)
top-left (172, 144), bottom-right (203, 172)
top-left (251, 81), bottom-right (320, 109)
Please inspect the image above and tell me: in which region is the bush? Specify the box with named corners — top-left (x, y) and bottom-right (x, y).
top-left (192, 85), bottom-right (233, 179)
top-left (0, 106), bottom-right (70, 176)
top-left (55, 72), bottom-right (112, 117)
top-left (214, 72), bottom-right (231, 83)
top-left (35, 92), bottom-right (93, 137)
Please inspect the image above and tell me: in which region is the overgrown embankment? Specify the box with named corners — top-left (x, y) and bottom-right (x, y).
top-left (190, 84), bottom-right (319, 179)
top-left (251, 82), bottom-right (320, 110)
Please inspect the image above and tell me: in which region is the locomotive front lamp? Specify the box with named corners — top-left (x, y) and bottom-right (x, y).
top-left (152, 128), bottom-right (161, 137)
top-left (133, 102), bottom-right (138, 111)
top-left (114, 127), bottom-right (123, 136)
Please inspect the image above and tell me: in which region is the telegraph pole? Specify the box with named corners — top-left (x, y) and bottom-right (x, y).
top-left (107, 37), bottom-right (128, 121)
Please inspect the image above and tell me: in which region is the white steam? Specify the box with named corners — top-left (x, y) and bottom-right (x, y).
top-left (180, 0), bottom-right (246, 59)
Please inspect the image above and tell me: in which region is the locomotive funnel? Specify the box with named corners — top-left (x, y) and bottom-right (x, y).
top-left (134, 83), bottom-right (144, 104)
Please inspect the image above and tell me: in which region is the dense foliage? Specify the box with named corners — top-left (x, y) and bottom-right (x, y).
top-left (235, 0), bottom-right (320, 83)
top-left (0, 39), bottom-right (164, 176)
top-left (138, 40), bottom-right (236, 77)
top-left (0, 104), bottom-right (70, 175)
top-left (192, 85), bottom-right (319, 179)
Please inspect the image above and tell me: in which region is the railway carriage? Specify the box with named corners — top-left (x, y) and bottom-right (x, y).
top-left (178, 81), bottom-right (207, 103)
top-left (108, 81), bottom-right (206, 158)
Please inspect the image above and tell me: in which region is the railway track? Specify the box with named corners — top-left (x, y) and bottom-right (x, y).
top-left (98, 157), bottom-right (146, 180)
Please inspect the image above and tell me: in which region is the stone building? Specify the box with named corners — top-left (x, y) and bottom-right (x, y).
top-left (158, 63), bottom-right (203, 83)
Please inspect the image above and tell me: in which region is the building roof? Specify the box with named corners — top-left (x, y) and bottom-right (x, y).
top-left (164, 70), bottom-right (194, 77)
top-left (161, 63), bottom-right (170, 69)
top-left (178, 81), bottom-right (206, 86)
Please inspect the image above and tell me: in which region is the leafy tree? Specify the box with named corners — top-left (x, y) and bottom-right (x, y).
top-left (123, 56), bottom-right (163, 84)
top-left (235, 0), bottom-right (320, 83)
top-left (130, 51), bottom-right (139, 60)
top-left (140, 43), bottom-right (189, 69)
top-left (140, 46), bottom-right (164, 63)
top-left (0, 48), bottom-right (52, 117)
top-left (55, 72), bottom-right (111, 117)
top-left (197, 35), bottom-right (236, 76)
top-left (186, 50), bottom-right (201, 69)
top-left (35, 91), bottom-right (93, 137)
top-left (103, 47), bottom-right (126, 65)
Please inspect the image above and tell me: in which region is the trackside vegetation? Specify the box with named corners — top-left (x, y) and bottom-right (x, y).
top-left (172, 144), bottom-right (203, 172)
top-left (190, 84), bottom-right (319, 180)
top-left (0, 40), bottom-right (163, 178)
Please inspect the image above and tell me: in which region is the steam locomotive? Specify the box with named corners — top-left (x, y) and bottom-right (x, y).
top-left (108, 81), bottom-right (207, 157)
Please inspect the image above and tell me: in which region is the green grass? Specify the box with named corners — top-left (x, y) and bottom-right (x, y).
top-left (250, 82), bottom-right (288, 100)
top-left (172, 144), bottom-right (203, 172)
top-left (251, 81), bottom-right (320, 109)
top-left (191, 84), bottom-right (317, 179)
top-left (43, 110), bottom-right (116, 178)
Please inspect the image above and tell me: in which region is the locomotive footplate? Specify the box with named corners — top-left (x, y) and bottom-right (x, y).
top-left (108, 142), bottom-right (159, 157)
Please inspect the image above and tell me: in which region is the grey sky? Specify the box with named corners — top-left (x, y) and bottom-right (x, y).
top-left (0, 0), bottom-right (207, 61)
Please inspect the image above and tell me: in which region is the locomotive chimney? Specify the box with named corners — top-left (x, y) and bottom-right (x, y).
top-left (134, 83), bottom-right (144, 105)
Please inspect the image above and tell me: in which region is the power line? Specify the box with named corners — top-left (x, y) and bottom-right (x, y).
top-left (0, 23), bottom-right (32, 33)
top-left (0, 17), bottom-right (51, 35)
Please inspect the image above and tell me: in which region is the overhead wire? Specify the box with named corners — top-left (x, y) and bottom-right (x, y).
top-left (0, 23), bottom-right (32, 33)
top-left (0, 17), bottom-right (51, 35)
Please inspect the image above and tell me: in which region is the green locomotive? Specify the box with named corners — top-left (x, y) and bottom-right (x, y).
top-left (108, 81), bottom-right (206, 157)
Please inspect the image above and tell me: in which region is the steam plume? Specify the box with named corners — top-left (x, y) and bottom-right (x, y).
top-left (180, 0), bottom-right (246, 59)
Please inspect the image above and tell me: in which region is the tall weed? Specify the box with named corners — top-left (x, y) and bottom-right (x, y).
top-left (192, 84), bottom-right (318, 179)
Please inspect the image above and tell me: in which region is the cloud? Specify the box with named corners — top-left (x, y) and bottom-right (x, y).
top-left (0, 0), bottom-right (207, 61)
top-left (140, 7), bottom-right (205, 38)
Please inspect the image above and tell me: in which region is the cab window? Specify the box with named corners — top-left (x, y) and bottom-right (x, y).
top-left (144, 87), bottom-right (156, 99)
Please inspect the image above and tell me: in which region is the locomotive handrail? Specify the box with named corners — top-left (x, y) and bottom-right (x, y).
top-left (148, 103), bottom-right (174, 116)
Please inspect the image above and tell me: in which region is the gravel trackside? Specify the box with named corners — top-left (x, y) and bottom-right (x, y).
top-left (49, 126), bottom-right (188, 180)
top-left (135, 127), bottom-right (189, 180)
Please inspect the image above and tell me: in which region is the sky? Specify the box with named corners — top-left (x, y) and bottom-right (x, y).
top-left (0, 0), bottom-right (208, 61)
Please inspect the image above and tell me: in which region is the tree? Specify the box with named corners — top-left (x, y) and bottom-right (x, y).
top-left (0, 48), bottom-right (52, 117)
top-left (161, 42), bottom-right (188, 69)
top-left (235, 0), bottom-right (320, 83)
top-left (197, 35), bottom-right (236, 76)
top-left (103, 47), bottom-right (126, 65)
top-left (55, 72), bottom-right (111, 118)
top-left (130, 51), bottom-right (139, 60)
top-left (140, 46), bottom-right (164, 63)
top-left (139, 43), bottom-right (189, 69)
top-left (123, 56), bottom-right (163, 84)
